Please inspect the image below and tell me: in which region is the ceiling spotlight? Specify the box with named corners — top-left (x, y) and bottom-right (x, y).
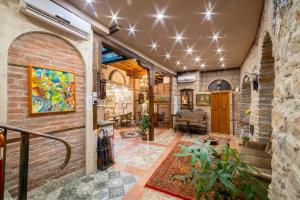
top-left (203, 8), bottom-right (215, 21)
top-left (216, 47), bottom-right (224, 54)
top-left (127, 24), bottom-right (137, 35)
top-left (156, 12), bottom-right (165, 20)
top-left (86, 0), bottom-right (92, 3)
top-left (221, 63), bottom-right (226, 68)
top-left (194, 56), bottom-right (201, 63)
top-left (219, 57), bottom-right (225, 62)
top-left (185, 47), bottom-right (194, 55)
top-left (111, 12), bottom-right (118, 23)
top-left (184, 66), bottom-right (187, 70)
top-left (211, 32), bottom-right (220, 41)
top-left (165, 53), bottom-right (171, 59)
top-left (150, 41), bottom-right (158, 50)
top-left (176, 60), bottom-right (181, 65)
top-left (200, 63), bottom-right (206, 68)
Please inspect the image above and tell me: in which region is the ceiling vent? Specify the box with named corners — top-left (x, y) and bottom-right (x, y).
top-left (19, 0), bottom-right (92, 40)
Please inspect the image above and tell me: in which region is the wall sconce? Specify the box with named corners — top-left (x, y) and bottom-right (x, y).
top-left (244, 73), bottom-right (259, 91)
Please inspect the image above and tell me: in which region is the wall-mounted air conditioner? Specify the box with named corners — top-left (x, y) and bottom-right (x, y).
top-left (19, 0), bottom-right (92, 40)
top-left (177, 72), bottom-right (197, 83)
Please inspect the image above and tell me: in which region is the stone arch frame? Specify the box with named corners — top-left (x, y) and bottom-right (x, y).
top-left (108, 69), bottom-right (126, 84)
top-left (207, 79), bottom-right (232, 91)
top-left (256, 32), bottom-right (275, 142)
top-left (5, 31), bottom-right (88, 193)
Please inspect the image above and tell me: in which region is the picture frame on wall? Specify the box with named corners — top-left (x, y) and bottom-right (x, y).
top-left (196, 93), bottom-right (210, 106)
top-left (138, 93), bottom-right (144, 104)
top-left (28, 65), bottom-right (76, 114)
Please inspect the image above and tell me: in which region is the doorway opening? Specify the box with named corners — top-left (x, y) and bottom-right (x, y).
top-left (209, 80), bottom-right (231, 134)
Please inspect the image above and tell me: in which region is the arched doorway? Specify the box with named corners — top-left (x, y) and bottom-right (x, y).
top-left (257, 33), bottom-right (275, 142)
top-left (209, 79), bottom-right (231, 134)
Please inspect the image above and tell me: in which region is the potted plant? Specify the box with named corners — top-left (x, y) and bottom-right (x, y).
top-left (177, 142), bottom-right (269, 200)
top-left (139, 115), bottom-right (151, 140)
top-left (241, 135), bottom-right (250, 146)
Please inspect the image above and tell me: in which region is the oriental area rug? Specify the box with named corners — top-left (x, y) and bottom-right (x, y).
top-left (119, 130), bottom-right (141, 139)
top-left (145, 141), bottom-right (196, 200)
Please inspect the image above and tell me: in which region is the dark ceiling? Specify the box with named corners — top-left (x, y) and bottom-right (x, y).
top-left (66, 0), bottom-right (264, 72)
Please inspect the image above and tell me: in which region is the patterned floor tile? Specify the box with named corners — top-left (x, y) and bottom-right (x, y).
top-left (108, 186), bottom-right (125, 198)
top-left (115, 144), bottom-right (165, 169)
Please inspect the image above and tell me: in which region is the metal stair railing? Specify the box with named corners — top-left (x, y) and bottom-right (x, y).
top-left (0, 124), bottom-right (71, 200)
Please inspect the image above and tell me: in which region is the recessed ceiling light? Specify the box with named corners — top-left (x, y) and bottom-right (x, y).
top-left (126, 24), bottom-right (137, 35)
top-left (175, 33), bottom-right (184, 43)
top-left (221, 63), bottom-right (226, 68)
top-left (184, 66), bottom-right (187, 70)
top-left (176, 60), bottom-right (181, 65)
top-left (108, 11), bottom-right (120, 23)
top-left (165, 53), bottom-right (171, 59)
top-left (202, 8), bottom-right (215, 21)
top-left (211, 32), bottom-right (220, 41)
top-left (200, 63), bottom-right (206, 68)
top-left (216, 47), bottom-right (224, 54)
top-left (219, 57), bottom-right (225, 62)
top-left (185, 47), bottom-right (194, 55)
top-left (194, 56), bottom-right (201, 63)
top-left (150, 41), bottom-right (158, 50)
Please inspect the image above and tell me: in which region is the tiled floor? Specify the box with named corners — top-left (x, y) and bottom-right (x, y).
top-left (16, 127), bottom-right (237, 200)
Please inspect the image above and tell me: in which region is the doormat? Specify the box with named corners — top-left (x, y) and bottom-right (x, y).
top-left (145, 141), bottom-right (195, 200)
top-left (119, 130), bottom-right (141, 139)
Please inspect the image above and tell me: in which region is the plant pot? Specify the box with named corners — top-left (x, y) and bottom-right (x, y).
top-left (141, 134), bottom-right (147, 140)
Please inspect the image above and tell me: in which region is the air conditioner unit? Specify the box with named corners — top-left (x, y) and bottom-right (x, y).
top-left (19, 0), bottom-right (92, 40)
top-left (177, 73), bottom-right (197, 83)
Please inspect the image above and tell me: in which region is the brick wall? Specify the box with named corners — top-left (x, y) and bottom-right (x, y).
top-left (5, 32), bottom-right (86, 195)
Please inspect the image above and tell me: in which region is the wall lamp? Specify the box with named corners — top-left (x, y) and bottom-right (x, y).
top-left (244, 73), bottom-right (259, 91)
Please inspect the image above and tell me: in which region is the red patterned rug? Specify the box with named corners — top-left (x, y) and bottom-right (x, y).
top-left (145, 141), bottom-right (196, 200)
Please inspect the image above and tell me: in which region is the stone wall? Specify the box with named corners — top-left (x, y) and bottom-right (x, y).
top-left (240, 0), bottom-right (300, 199)
top-left (175, 69), bottom-right (240, 134)
top-left (0, 0), bottom-right (94, 196)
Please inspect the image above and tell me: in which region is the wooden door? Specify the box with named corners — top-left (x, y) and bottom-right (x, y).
top-left (211, 92), bottom-right (230, 134)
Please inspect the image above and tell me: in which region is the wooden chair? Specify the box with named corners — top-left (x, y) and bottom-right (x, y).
top-left (158, 112), bottom-right (166, 127)
top-left (127, 112), bottom-right (133, 127)
top-left (120, 114), bottom-right (130, 127)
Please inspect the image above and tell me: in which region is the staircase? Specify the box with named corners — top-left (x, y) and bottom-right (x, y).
top-left (0, 124), bottom-right (71, 200)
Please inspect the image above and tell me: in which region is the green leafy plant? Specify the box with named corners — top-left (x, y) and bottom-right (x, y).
top-left (139, 115), bottom-right (151, 135)
top-left (177, 142), bottom-right (269, 200)
top-left (241, 135), bottom-right (250, 142)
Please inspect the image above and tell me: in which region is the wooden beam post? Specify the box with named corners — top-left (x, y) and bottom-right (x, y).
top-left (148, 68), bottom-right (155, 141)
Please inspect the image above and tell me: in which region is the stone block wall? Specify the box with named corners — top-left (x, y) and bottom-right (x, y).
top-left (174, 69), bottom-right (240, 134)
top-left (240, 0), bottom-right (300, 199)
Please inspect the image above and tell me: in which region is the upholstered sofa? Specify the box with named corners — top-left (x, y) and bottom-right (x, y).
top-left (174, 109), bottom-right (207, 134)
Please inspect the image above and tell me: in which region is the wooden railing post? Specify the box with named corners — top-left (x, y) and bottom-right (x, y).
top-left (0, 129), bottom-right (7, 200)
top-left (18, 133), bottom-right (29, 200)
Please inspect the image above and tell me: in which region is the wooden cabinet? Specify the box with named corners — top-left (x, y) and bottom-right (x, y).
top-left (180, 89), bottom-right (193, 110)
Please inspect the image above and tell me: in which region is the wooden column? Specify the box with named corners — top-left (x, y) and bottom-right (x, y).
top-left (169, 76), bottom-right (173, 129)
top-left (148, 68), bottom-right (155, 141)
top-left (93, 35), bottom-right (102, 129)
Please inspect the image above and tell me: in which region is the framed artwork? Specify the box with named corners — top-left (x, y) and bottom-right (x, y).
top-left (138, 93), bottom-right (144, 104)
top-left (28, 65), bottom-right (76, 114)
top-left (196, 93), bottom-right (210, 106)
top-left (154, 95), bottom-right (170, 103)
